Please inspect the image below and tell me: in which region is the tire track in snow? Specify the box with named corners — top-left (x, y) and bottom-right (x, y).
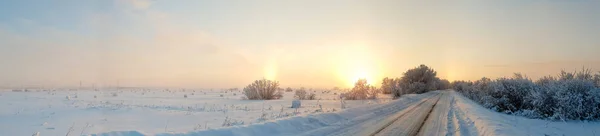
top-left (372, 93), bottom-right (442, 136)
top-left (447, 93), bottom-right (478, 136)
top-left (416, 91), bottom-right (452, 136)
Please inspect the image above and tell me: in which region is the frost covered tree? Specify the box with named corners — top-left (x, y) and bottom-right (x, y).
top-left (398, 64), bottom-right (441, 95)
top-left (389, 78), bottom-right (403, 98)
top-left (243, 79), bottom-right (282, 100)
top-left (380, 65), bottom-right (448, 98)
top-left (381, 77), bottom-right (394, 94)
top-left (346, 79), bottom-right (378, 100)
top-left (368, 86), bottom-right (379, 99)
top-left (436, 79), bottom-right (451, 90)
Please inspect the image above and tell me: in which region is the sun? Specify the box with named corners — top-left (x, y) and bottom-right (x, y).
top-left (334, 44), bottom-right (381, 87)
top-left (346, 66), bottom-right (376, 86)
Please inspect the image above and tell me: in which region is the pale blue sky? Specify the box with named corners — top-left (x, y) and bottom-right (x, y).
top-left (1, 0), bottom-right (599, 88)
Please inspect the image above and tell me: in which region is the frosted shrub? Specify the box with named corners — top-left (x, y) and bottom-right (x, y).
top-left (454, 69), bottom-right (600, 121)
top-left (494, 74), bottom-right (538, 113)
top-left (382, 65), bottom-right (448, 98)
top-left (294, 87), bottom-right (307, 99)
top-left (390, 78), bottom-right (404, 98)
top-left (346, 79), bottom-right (377, 100)
top-left (295, 87), bottom-right (317, 100)
top-left (552, 79), bottom-right (597, 120)
top-left (406, 82), bottom-right (428, 94)
top-left (308, 93), bottom-right (317, 100)
top-left (243, 79), bottom-right (282, 100)
top-left (399, 65), bottom-right (439, 94)
top-left (436, 79), bottom-right (451, 90)
top-left (285, 87), bottom-right (293, 92)
top-left (381, 77), bottom-right (395, 94)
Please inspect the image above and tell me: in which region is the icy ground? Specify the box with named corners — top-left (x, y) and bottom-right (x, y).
top-left (0, 88), bottom-right (392, 136)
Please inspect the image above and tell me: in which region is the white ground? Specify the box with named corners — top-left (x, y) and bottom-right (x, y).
top-left (0, 88), bottom-right (392, 136)
top-left (2, 89), bottom-right (600, 136)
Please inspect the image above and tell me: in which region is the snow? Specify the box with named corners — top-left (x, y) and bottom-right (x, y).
top-left (417, 91), bottom-right (452, 136)
top-left (160, 91), bottom-right (600, 136)
top-left (450, 91), bottom-right (600, 136)
top-left (151, 92), bottom-right (436, 136)
top-left (291, 100), bottom-right (301, 108)
top-left (0, 88), bottom-right (392, 136)
top-left (3, 89), bottom-right (600, 136)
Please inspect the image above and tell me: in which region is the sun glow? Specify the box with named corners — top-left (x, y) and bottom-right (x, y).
top-left (335, 44), bottom-right (382, 87)
top-left (264, 60), bottom-right (278, 80)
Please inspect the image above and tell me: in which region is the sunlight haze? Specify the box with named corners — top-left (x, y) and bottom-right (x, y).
top-left (1, 0), bottom-right (599, 88)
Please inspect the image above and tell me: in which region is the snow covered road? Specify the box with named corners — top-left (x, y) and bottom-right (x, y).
top-left (371, 92), bottom-right (442, 136)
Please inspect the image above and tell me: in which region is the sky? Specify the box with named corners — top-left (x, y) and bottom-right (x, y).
top-left (0, 0), bottom-right (599, 88)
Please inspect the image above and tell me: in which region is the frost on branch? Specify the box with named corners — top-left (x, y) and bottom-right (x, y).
top-left (243, 79), bottom-right (282, 100)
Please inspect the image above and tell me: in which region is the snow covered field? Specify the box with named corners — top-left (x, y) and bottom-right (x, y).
top-left (3, 89), bottom-right (600, 136)
top-left (147, 91), bottom-right (600, 136)
top-left (0, 88), bottom-right (392, 136)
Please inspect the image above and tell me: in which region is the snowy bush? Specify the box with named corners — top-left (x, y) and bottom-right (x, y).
top-left (382, 64), bottom-right (448, 98)
top-left (454, 69), bottom-right (600, 121)
top-left (436, 79), bottom-right (451, 90)
top-left (399, 64), bottom-right (439, 94)
top-left (243, 79), bottom-right (282, 100)
top-left (307, 93), bottom-right (317, 100)
top-left (295, 87), bottom-right (316, 100)
top-left (294, 87), bottom-right (307, 99)
top-left (345, 79), bottom-right (378, 100)
top-left (285, 87), bottom-right (293, 92)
